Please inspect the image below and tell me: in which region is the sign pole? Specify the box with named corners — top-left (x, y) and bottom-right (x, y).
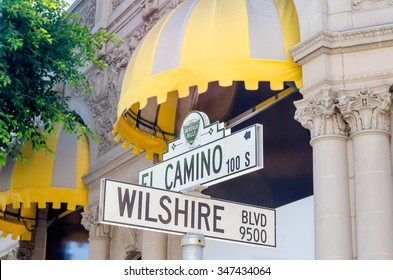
top-left (181, 233), bottom-right (205, 260)
top-left (180, 188), bottom-right (209, 260)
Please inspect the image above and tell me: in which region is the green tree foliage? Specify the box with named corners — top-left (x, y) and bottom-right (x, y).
top-left (0, 0), bottom-right (118, 165)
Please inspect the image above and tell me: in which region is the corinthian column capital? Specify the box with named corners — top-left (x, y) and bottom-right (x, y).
top-left (338, 87), bottom-right (392, 134)
top-left (81, 206), bottom-right (111, 238)
top-left (295, 88), bottom-right (348, 139)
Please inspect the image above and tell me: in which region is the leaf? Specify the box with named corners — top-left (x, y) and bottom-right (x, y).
top-left (0, 0), bottom-right (119, 165)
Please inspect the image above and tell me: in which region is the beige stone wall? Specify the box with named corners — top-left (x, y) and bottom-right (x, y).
top-left (294, 0), bottom-right (393, 40)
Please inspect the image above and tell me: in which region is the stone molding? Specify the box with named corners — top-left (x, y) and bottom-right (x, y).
top-left (112, 0), bottom-right (125, 11)
top-left (69, 39), bottom-right (132, 157)
top-left (78, 0), bottom-right (97, 28)
top-left (295, 88), bottom-right (348, 139)
top-left (295, 86), bottom-right (392, 138)
top-left (82, 145), bottom-right (139, 186)
top-left (338, 87), bottom-right (392, 134)
top-left (352, 0), bottom-right (393, 11)
top-left (290, 25), bottom-right (393, 64)
top-left (126, 0), bottom-right (186, 52)
top-left (299, 71), bottom-right (393, 96)
top-left (141, 0), bottom-right (160, 20)
top-left (81, 206), bottom-right (111, 238)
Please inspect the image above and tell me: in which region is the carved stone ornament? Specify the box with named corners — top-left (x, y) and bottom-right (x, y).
top-left (81, 206), bottom-right (111, 238)
top-left (338, 88), bottom-right (392, 134)
top-left (130, 0), bottom-right (186, 47)
top-left (294, 88), bottom-right (348, 139)
top-left (352, 0), bottom-right (393, 11)
top-left (69, 41), bottom-right (132, 156)
top-left (16, 240), bottom-right (34, 260)
top-left (78, 0), bottom-right (97, 28)
top-left (142, 0), bottom-right (159, 20)
top-left (0, 247), bottom-right (17, 260)
top-left (112, 0), bottom-right (125, 11)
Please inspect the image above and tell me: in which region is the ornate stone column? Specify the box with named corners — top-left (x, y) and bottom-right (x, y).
top-left (81, 206), bottom-right (111, 260)
top-left (295, 89), bottom-right (353, 259)
top-left (338, 87), bottom-right (393, 259)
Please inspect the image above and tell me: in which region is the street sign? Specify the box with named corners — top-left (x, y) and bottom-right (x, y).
top-left (99, 179), bottom-right (276, 247)
top-left (139, 111), bottom-right (263, 192)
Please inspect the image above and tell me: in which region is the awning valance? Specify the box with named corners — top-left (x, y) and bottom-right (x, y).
top-left (0, 126), bottom-right (89, 240)
top-left (114, 0), bottom-right (302, 159)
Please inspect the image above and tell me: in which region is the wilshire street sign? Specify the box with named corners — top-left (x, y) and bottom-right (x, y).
top-left (99, 179), bottom-right (276, 247)
top-left (139, 111), bottom-right (263, 192)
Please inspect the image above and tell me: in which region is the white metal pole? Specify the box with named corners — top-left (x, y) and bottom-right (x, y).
top-left (181, 233), bottom-right (205, 260)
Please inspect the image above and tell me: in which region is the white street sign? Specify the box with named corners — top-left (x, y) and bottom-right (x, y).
top-left (99, 179), bottom-right (276, 247)
top-left (139, 111), bottom-right (263, 192)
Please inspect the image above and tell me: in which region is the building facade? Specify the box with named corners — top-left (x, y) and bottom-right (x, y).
top-left (1, 0), bottom-right (393, 260)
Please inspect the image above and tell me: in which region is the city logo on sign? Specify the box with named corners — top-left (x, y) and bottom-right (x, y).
top-left (166, 111), bottom-right (226, 158)
top-left (183, 118), bottom-right (200, 148)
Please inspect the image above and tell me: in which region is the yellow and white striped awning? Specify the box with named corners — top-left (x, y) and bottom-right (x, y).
top-left (0, 126), bottom-right (89, 240)
top-left (114, 0), bottom-right (302, 159)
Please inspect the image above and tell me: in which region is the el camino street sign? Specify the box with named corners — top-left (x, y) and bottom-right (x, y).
top-left (139, 111), bottom-right (263, 192)
top-left (99, 179), bottom-right (276, 247)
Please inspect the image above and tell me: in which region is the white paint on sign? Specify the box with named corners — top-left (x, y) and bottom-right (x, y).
top-left (99, 179), bottom-right (276, 247)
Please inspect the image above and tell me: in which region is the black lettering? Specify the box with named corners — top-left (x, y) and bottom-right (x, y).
top-left (260, 214), bottom-right (267, 227)
top-left (145, 192), bottom-right (157, 222)
top-left (191, 200), bottom-right (195, 228)
top-left (175, 198), bottom-right (188, 227)
top-left (201, 149), bottom-right (211, 178)
top-left (138, 191), bottom-right (143, 220)
top-left (242, 210), bottom-right (248, 224)
top-left (213, 205), bottom-right (225, 233)
top-left (173, 161), bottom-right (183, 188)
top-left (245, 151), bottom-right (250, 167)
top-left (249, 211), bottom-right (255, 225)
top-left (196, 153), bottom-right (200, 180)
top-left (212, 145), bottom-right (222, 174)
top-left (254, 212), bottom-right (260, 226)
top-left (141, 173), bottom-right (149, 186)
top-left (158, 195), bottom-right (172, 224)
top-left (198, 202), bottom-right (210, 231)
top-left (183, 155), bottom-right (194, 184)
top-left (118, 188), bottom-right (137, 218)
top-left (165, 164), bottom-right (173, 190)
